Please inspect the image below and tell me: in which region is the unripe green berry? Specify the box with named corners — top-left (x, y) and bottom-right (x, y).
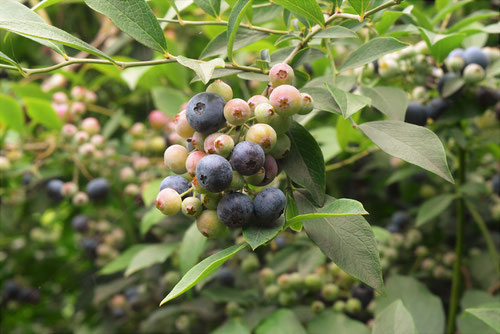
top-left (269, 134), bottom-right (291, 159)
top-left (175, 315), bottom-right (190, 332)
top-left (421, 258), bottom-right (436, 271)
top-left (163, 271), bottom-right (181, 288)
top-left (164, 145), bottom-right (189, 174)
top-left (201, 192), bottom-right (221, 210)
top-left (206, 80), bottom-right (233, 102)
top-left (463, 63), bottom-right (485, 83)
top-left (244, 167), bottom-right (265, 186)
top-left (264, 285), bottom-right (280, 300)
top-left (278, 290), bottom-right (297, 306)
top-left (182, 197), bottom-right (203, 218)
top-left (298, 93), bottom-right (314, 115)
top-left (345, 298), bottom-right (362, 314)
top-left (175, 111), bottom-right (195, 138)
top-left (225, 301), bottom-right (244, 317)
top-left (288, 272), bottom-right (303, 290)
top-left (333, 300), bottom-right (345, 312)
top-left (304, 273), bottom-right (322, 292)
top-left (196, 210), bottom-right (228, 238)
top-left (246, 123), bottom-right (277, 153)
top-left (415, 245), bottom-right (429, 257)
top-left (214, 134), bottom-right (234, 158)
top-left (229, 171), bottom-right (245, 190)
top-left (255, 103), bottom-right (276, 124)
top-left (442, 252), bottom-right (456, 266)
top-left (156, 188), bottom-right (182, 215)
top-left (311, 300), bottom-right (325, 314)
top-left (259, 268), bottom-right (275, 286)
top-left (322, 283), bottom-right (340, 301)
top-left (327, 262), bottom-right (341, 278)
top-left (241, 254), bottom-right (260, 273)
top-left (406, 229), bottom-right (422, 246)
top-left (433, 265), bottom-right (447, 279)
top-left (277, 274), bottom-right (292, 290)
top-left (191, 132), bottom-right (206, 151)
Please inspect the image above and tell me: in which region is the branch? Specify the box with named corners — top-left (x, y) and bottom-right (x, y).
top-left (325, 147), bottom-right (379, 172)
top-left (158, 18), bottom-right (289, 35)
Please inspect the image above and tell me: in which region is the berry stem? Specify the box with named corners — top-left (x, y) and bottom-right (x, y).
top-left (179, 187), bottom-right (194, 198)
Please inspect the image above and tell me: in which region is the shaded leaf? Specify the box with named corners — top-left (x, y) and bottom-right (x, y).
top-left (416, 194), bottom-right (454, 226)
top-left (177, 56), bottom-right (224, 84)
top-left (142, 178), bottom-right (163, 206)
top-left (0, 93), bottom-right (24, 133)
top-left (24, 98), bottom-right (62, 131)
top-left (272, 0), bottom-right (324, 28)
top-left (227, 0), bottom-right (253, 62)
top-left (125, 243), bottom-right (176, 276)
top-left (328, 86), bottom-right (371, 119)
top-left (99, 244), bottom-right (149, 275)
top-left (213, 319), bottom-right (251, 334)
top-left (151, 87), bottom-right (186, 116)
top-left (308, 312), bottom-right (369, 334)
top-left (140, 207), bottom-right (165, 235)
top-left (178, 222), bottom-right (207, 274)
top-left (300, 86), bottom-right (340, 114)
top-left (243, 216), bottom-right (284, 250)
top-left (255, 309), bottom-right (307, 334)
top-left (193, 0), bottom-right (221, 18)
top-left (373, 300), bottom-right (417, 334)
top-left (465, 304), bottom-right (500, 333)
top-left (359, 86), bottom-right (408, 121)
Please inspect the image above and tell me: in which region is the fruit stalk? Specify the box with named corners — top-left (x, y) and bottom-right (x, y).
top-left (446, 147), bottom-right (466, 334)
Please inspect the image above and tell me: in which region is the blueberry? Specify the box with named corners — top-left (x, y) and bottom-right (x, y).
top-left (82, 238), bottom-right (98, 258)
top-left (112, 308), bottom-right (126, 319)
top-left (448, 48), bottom-right (465, 59)
top-left (426, 98), bottom-right (450, 121)
top-left (351, 284), bottom-right (374, 307)
top-left (217, 267), bottom-right (235, 286)
top-left (253, 187), bottom-right (286, 225)
top-left (230, 141), bottom-right (265, 176)
top-left (392, 211), bottom-right (409, 228)
top-left (86, 178), bottom-right (109, 202)
top-left (217, 192), bottom-right (254, 228)
top-left (47, 179), bottom-right (63, 201)
top-left (19, 287), bottom-right (40, 304)
top-left (405, 102), bottom-right (428, 126)
top-left (476, 87), bottom-right (500, 109)
top-left (464, 47), bottom-right (489, 69)
top-left (3, 280), bottom-right (19, 300)
top-left (386, 223), bottom-right (399, 233)
top-left (186, 92), bottom-right (226, 134)
top-left (71, 214), bottom-right (89, 233)
top-left (195, 155), bottom-right (233, 193)
top-left (492, 174), bottom-right (500, 196)
top-left (21, 172), bottom-right (33, 186)
top-left (124, 287), bottom-right (139, 304)
top-left (159, 175), bottom-right (190, 195)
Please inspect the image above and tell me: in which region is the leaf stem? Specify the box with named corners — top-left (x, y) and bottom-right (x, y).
top-left (325, 147), bottom-right (378, 172)
top-left (158, 18), bottom-right (289, 35)
top-left (446, 147), bottom-right (466, 334)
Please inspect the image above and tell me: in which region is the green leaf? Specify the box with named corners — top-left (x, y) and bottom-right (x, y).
top-left (160, 243), bottom-right (247, 305)
top-left (193, 0), bottom-right (221, 18)
top-left (419, 28), bottom-right (466, 63)
top-left (178, 222), bottom-right (207, 274)
top-left (0, 51), bottom-right (24, 74)
top-left (441, 75), bottom-right (465, 98)
top-left (484, 22), bottom-right (500, 34)
top-left (308, 312), bottom-right (369, 334)
top-left (375, 11), bottom-right (404, 36)
top-left (372, 226), bottom-right (392, 243)
top-left (226, 0), bottom-right (253, 62)
top-left (286, 191), bottom-right (302, 232)
top-left (140, 207), bottom-right (165, 235)
top-left (285, 198), bottom-right (368, 227)
top-left (176, 56), bottom-right (225, 84)
top-left (0, 93), bottom-right (24, 133)
top-left (151, 87), bottom-right (186, 116)
top-left (125, 243), bottom-right (176, 276)
top-left (309, 127), bottom-right (341, 161)
top-left (102, 109), bottom-right (124, 139)
top-left (99, 244), bottom-right (149, 275)
top-left (458, 290), bottom-right (500, 334)
top-left (255, 309), bottom-right (307, 334)
top-left (348, 0), bottom-right (370, 18)
top-left (416, 194), bottom-right (454, 226)
top-left (243, 216), bottom-right (284, 250)
top-left (297, 247), bottom-right (326, 274)
top-left (213, 319), bottom-right (251, 334)
top-left (296, 192), bottom-right (384, 292)
top-left (465, 304), bottom-right (500, 333)
top-left (359, 86), bottom-right (408, 121)
top-left (339, 38), bottom-right (407, 72)
top-left (237, 72), bottom-right (269, 81)
top-left (446, 10), bottom-right (499, 34)
top-left (282, 122), bottom-right (326, 207)
top-left (375, 275), bottom-right (445, 334)
top-left (373, 300), bottom-right (417, 334)
top-left (202, 286), bottom-right (259, 304)
top-left (84, 0), bottom-right (168, 53)
top-left (313, 26), bottom-right (358, 39)
top-left (0, 19), bottom-right (114, 62)
top-left (24, 98), bottom-right (62, 130)
top-left (142, 178), bottom-right (163, 206)
top-left (273, 0), bottom-right (325, 28)
top-left (328, 86), bottom-right (371, 119)
top-left (1, 0), bottom-right (65, 56)
top-left (300, 87), bottom-right (341, 114)
top-left (431, 0), bottom-right (473, 25)
top-left (200, 28), bottom-right (268, 59)
top-left (359, 120), bottom-right (454, 183)
top-left (32, 0), bottom-right (67, 11)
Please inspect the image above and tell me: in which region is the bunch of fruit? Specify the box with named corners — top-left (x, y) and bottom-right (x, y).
top-left (155, 63), bottom-right (314, 237)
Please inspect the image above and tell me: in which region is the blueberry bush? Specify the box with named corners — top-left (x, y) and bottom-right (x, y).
top-left (1, 0), bottom-right (499, 333)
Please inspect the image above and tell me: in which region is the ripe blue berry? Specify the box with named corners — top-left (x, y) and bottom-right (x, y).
top-left (217, 267), bottom-right (235, 286)
top-left (259, 154), bottom-right (279, 186)
top-left (404, 102), bottom-right (428, 126)
top-left (426, 98), bottom-right (449, 121)
top-left (253, 187), bottom-right (286, 225)
top-left (391, 211), bottom-right (409, 229)
top-left (463, 47), bottom-right (489, 69)
top-left (47, 179), bottom-right (63, 201)
top-left (86, 178), bottom-right (110, 201)
top-left (230, 141), bottom-right (265, 176)
top-left (195, 155), bottom-right (233, 193)
top-left (72, 214), bottom-right (89, 233)
top-left (186, 92), bottom-right (226, 134)
top-left (160, 175), bottom-right (190, 195)
top-left (217, 192), bottom-right (254, 228)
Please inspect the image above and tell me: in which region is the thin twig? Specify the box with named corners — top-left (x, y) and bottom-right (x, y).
top-left (325, 147), bottom-right (378, 172)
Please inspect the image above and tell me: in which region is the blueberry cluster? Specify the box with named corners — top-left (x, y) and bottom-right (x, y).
top-left (46, 177), bottom-right (109, 205)
top-left (156, 63), bottom-right (313, 238)
top-left (1, 280), bottom-right (40, 306)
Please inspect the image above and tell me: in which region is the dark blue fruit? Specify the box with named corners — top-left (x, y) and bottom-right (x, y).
top-left (160, 175), bottom-right (190, 195)
top-left (231, 141), bottom-right (265, 176)
top-left (217, 192), bottom-right (254, 228)
top-left (82, 238), bottom-right (98, 258)
top-left (492, 174), bottom-right (500, 196)
top-left (186, 92), bottom-right (226, 134)
top-left (72, 214), bottom-right (89, 233)
top-left (387, 223), bottom-right (399, 233)
top-left (3, 280), bottom-right (19, 300)
top-left (217, 267), bottom-right (235, 286)
top-left (351, 284), bottom-right (374, 307)
top-left (476, 87), bottom-right (500, 109)
top-left (195, 155), bottom-right (233, 193)
top-left (392, 211), bottom-right (409, 228)
top-left (19, 287), bottom-right (40, 305)
top-left (22, 172), bottom-right (33, 186)
top-left (405, 102), bottom-right (428, 126)
top-left (47, 179), bottom-right (63, 201)
top-left (464, 47), bottom-right (489, 69)
top-left (112, 308), bottom-right (126, 319)
top-left (86, 178), bottom-right (109, 201)
top-left (427, 98), bottom-right (450, 120)
top-left (253, 187), bottom-right (286, 225)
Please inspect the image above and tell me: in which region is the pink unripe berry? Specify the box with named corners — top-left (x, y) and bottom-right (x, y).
top-left (185, 151), bottom-right (207, 176)
top-left (174, 111), bottom-right (195, 138)
top-left (168, 132), bottom-right (183, 145)
top-left (133, 157), bottom-right (149, 171)
top-left (119, 167), bottom-right (135, 181)
top-left (90, 135), bottom-right (105, 148)
top-left (132, 139), bottom-right (147, 152)
top-left (42, 73), bottom-right (66, 92)
top-left (246, 123), bottom-right (277, 153)
top-left (124, 183), bottom-right (140, 196)
top-left (204, 132), bottom-right (224, 154)
top-left (54, 103), bottom-right (71, 122)
top-left (71, 101), bottom-right (86, 116)
top-left (52, 91), bottom-right (68, 104)
top-left (248, 95), bottom-right (269, 113)
top-left (269, 63), bottom-right (295, 87)
top-left (149, 110), bottom-right (169, 130)
top-left (206, 80), bottom-right (233, 102)
top-left (196, 210), bottom-right (228, 238)
top-left (149, 136), bottom-right (166, 152)
top-left (164, 144), bottom-right (189, 174)
top-left (81, 117), bottom-right (100, 135)
top-left (191, 132), bottom-right (206, 151)
top-left (72, 192), bottom-right (89, 206)
top-left (62, 124), bottom-right (77, 137)
top-left (71, 86), bottom-right (86, 100)
top-left (269, 85), bottom-right (302, 116)
top-left (84, 90), bottom-right (97, 104)
top-left (62, 182), bottom-right (78, 197)
top-left (298, 93), bottom-right (314, 115)
top-left (156, 188), bottom-right (182, 215)
top-left (130, 122), bottom-right (146, 137)
top-left (214, 134), bottom-right (234, 158)
top-left (78, 143), bottom-right (95, 157)
top-left (74, 131), bottom-right (89, 144)
top-left (224, 98), bottom-right (252, 126)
